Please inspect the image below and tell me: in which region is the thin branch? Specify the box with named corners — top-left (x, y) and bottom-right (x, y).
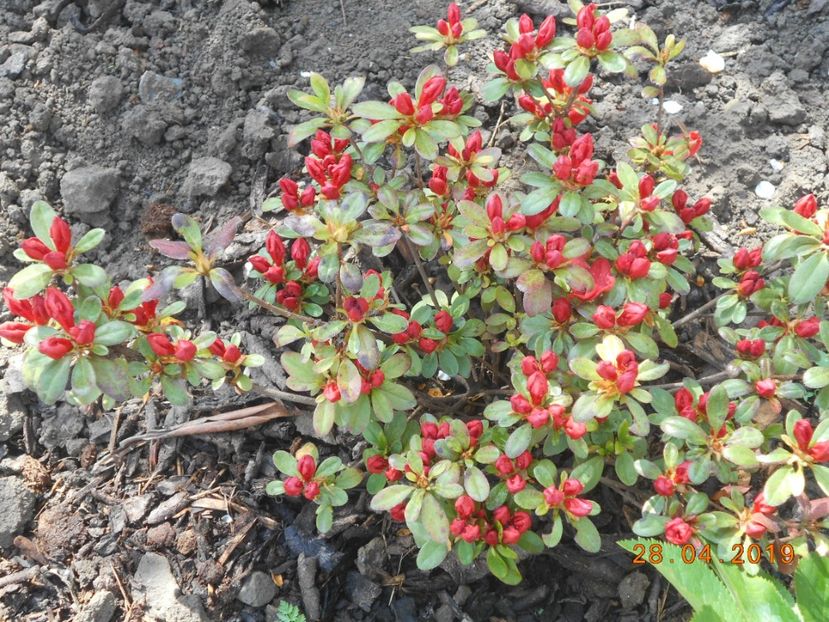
top-left (402, 236), bottom-right (441, 308)
top-left (251, 383), bottom-right (318, 406)
top-left (239, 287), bottom-right (320, 325)
top-left (672, 294), bottom-right (722, 328)
top-left (647, 368), bottom-right (737, 391)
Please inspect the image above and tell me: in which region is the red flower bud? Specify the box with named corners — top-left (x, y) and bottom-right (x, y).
top-left (249, 255), bottom-right (272, 274)
top-left (638, 175), bottom-right (655, 198)
top-left (526, 371), bottom-right (548, 405)
top-left (303, 481), bottom-right (321, 500)
top-left (565, 418), bottom-right (587, 439)
top-left (69, 320), bottom-right (96, 346)
top-left (592, 305), bottom-right (616, 329)
top-left (552, 298), bottom-right (572, 323)
top-left (418, 337), bottom-right (438, 353)
top-left (343, 296), bottom-right (369, 322)
top-left (564, 497), bottom-right (592, 517)
top-left (0, 322), bottom-right (31, 343)
top-left (414, 104), bottom-right (434, 125)
top-left (755, 378), bottom-right (777, 399)
top-left (284, 476), bottom-right (303, 496)
top-left (434, 310), bottom-right (453, 333)
top-left (50, 217), bottom-right (72, 253)
top-left (794, 194), bottom-right (817, 218)
top-left (809, 441), bottom-right (829, 463)
top-left (20, 237), bottom-right (51, 260)
top-left (793, 419), bottom-right (813, 451)
top-left (147, 333), bottom-right (175, 357)
top-left (386, 467), bottom-right (403, 482)
top-left (494, 455), bottom-right (513, 475)
top-left (536, 15), bottom-right (556, 47)
top-left (419, 76), bottom-right (447, 107)
top-left (520, 355), bottom-right (538, 376)
top-left (653, 475), bottom-right (676, 496)
top-left (291, 238), bottom-right (311, 269)
top-left (617, 302), bottom-right (649, 327)
top-left (323, 381), bottom-right (341, 403)
top-left (366, 455), bottom-right (388, 474)
top-left (493, 505), bottom-right (512, 525)
top-left (174, 340), bottom-right (197, 362)
top-left (510, 394), bottom-right (532, 415)
top-left (664, 517), bottom-right (694, 545)
top-left (298, 455), bottom-right (316, 481)
top-left (39, 336), bottom-right (74, 359)
top-left (737, 271), bottom-right (765, 297)
top-left (540, 351), bottom-right (558, 373)
top-left (44, 287), bottom-right (75, 331)
top-left (466, 419), bottom-right (483, 438)
top-left (43, 252), bottom-right (67, 271)
top-left (265, 230), bottom-right (285, 265)
top-left (794, 317), bottom-right (820, 339)
top-left (455, 495), bottom-right (475, 519)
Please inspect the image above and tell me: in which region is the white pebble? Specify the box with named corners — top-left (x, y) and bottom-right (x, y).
top-left (755, 181), bottom-right (776, 199)
top-left (700, 50), bottom-right (725, 73)
top-left (437, 371), bottom-right (451, 381)
top-left (769, 159), bottom-right (784, 172)
top-left (662, 100), bottom-right (683, 114)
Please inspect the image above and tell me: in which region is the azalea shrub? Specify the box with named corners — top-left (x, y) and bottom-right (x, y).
top-left (1, 0), bottom-right (828, 586)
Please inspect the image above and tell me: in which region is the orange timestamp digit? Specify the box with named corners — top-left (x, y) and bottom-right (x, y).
top-left (631, 542), bottom-right (796, 565)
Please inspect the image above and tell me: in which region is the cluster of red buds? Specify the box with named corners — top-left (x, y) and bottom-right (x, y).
top-left (635, 175), bottom-right (661, 212)
top-left (486, 194), bottom-right (525, 238)
top-left (650, 233), bottom-right (679, 266)
top-left (793, 193), bottom-right (817, 218)
top-left (793, 317), bottom-right (820, 339)
top-left (615, 241), bottom-right (651, 280)
top-left (20, 215), bottom-right (72, 271)
top-left (675, 388), bottom-right (735, 425)
top-left (436, 2), bottom-right (463, 40)
top-left (391, 310), bottom-right (423, 344)
top-left (546, 69), bottom-right (593, 126)
top-left (147, 333), bottom-right (198, 363)
top-left (0, 288), bottom-right (49, 344)
top-left (671, 190), bottom-right (711, 225)
top-left (33, 288), bottom-right (99, 359)
top-left (664, 515), bottom-right (696, 545)
top-left (543, 478), bottom-right (592, 517)
top-left (732, 247), bottom-right (762, 271)
top-left (529, 234), bottom-right (569, 270)
top-left (575, 3), bottom-right (612, 53)
top-left (736, 271), bottom-right (765, 298)
top-left (592, 302), bottom-right (649, 331)
top-left (792, 419), bottom-right (829, 462)
top-left (278, 178), bottom-right (316, 213)
top-left (284, 455), bottom-right (321, 500)
top-left (343, 296), bottom-right (370, 323)
top-left (365, 454), bottom-right (404, 483)
top-left (755, 378), bottom-right (778, 399)
top-left (744, 492), bottom-right (777, 539)
top-left (492, 14), bottom-right (556, 81)
top-left (451, 497), bottom-right (532, 545)
top-left (552, 133), bottom-right (598, 187)
top-left (209, 338), bottom-right (243, 365)
top-left (494, 450), bottom-right (532, 493)
top-left (391, 76), bottom-right (460, 127)
top-left (519, 352), bottom-right (558, 408)
top-left (736, 338), bottom-right (766, 359)
top-left (653, 461), bottom-right (691, 496)
top-left (443, 131), bottom-right (499, 199)
top-left (305, 130), bottom-right (352, 200)
top-left (248, 232), bottom-right (318, 311)
top-left (596, 350), bottom-right (639, 395)
top-left (105, 284), bottom-right (164, 331)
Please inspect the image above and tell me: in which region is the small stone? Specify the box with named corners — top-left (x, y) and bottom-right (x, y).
top-left (122, 105), bottom-right (167, 146)
top-left (617, 571), bottom-right (649, 609)
top-left (662, 100), bottom-right (683, 114)
top-left (237, 570), bottom-right (276, 608)
top-left (74, 591), bottom-right (117, 622)
top-left (133, 553), bottom-right (208, 622)
top-left (138, 71), bottom-right (183, 106)
top-left (714, 24), bottom-right (753, 53)
top-left (240, 27), bottom-right (282, 57)
top-left (356, 537), bottom-right (385, 579)
top-left (345, 572), bottom-right (381, 612)
top-left (183, 157), bottom-right (232, 197)
top-left (0, 476), bottom-right (35, 549)
top-left (755, 181), bottom-right (776, 199)
top-left (88, 77), bottom-right (123, 114)
top-left (242, 109), bottom-right (275, 160)
top-left (0, 51), bottom-right (27, 79)
top-left (699, 50), bottom-right (725, 74)
top-left (768, 98), bottom-right (806, 126)
top-left (122, 494), bottom-right (154, 523)
top-left (60, 166), bottom-right (120, 220)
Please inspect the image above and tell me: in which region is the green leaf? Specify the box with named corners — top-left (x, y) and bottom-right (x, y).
top-left (352, 100), bottom-right (401, 120)
top-left (287, 117), bottom-right (327, 146)
top-left (73, 228), bottom-right (105, 253)
top-left (71, 357), bottom-right (98, 404)
top-left (762, 465), bottom-right (798, 506)
top-left (273, 450), bottom-right (298, 476)
top-left (789, 252), bottom-right (829, 305)
top-left (514, 488), bottom-right (544, 510)
top-left (417, 541), bottom-right (448, 570)
top-left (8, 263), bottom-right (53, 298)
top-left (370, 484), bottom-right (413, 511)
top-left (795, 552), bottom-right (829, 622)
top-left (72, 264), bottom-right (107, 288)
top-left (597, 51), bottom-right (626, 73)
top-left (563, 55), bottom-right (590, 87)
top-left (37, 355), bottom-right (71, 404)
top-left (335, 467), bottom-right (363, 489)
top-left (361, 119), bottom-right (401, 142)
top-left (94, 320), bottom-right (135, 346)
top-left (505, 424), bottom-right (533, 459)
top-left (464, 465), bottom-right (490, 502)
top-left (481, 77), bottom-right (510, 103)
top-left (804, 366), bottom-right (829, 389)
top-left (89, 356), bottom-right (130, 400)
top-left (661, 416), bottom-right (707, 444)
top-left (420, 492), bottom-right (449, 544)
top-left (573, 519), bottom-right (601, 553)
top-left (30, 201), bottom-right (58, 247)
top-left (414, 129), bottom-right (438, 160)
top-left (337, 358), bottom-right (363, 403)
